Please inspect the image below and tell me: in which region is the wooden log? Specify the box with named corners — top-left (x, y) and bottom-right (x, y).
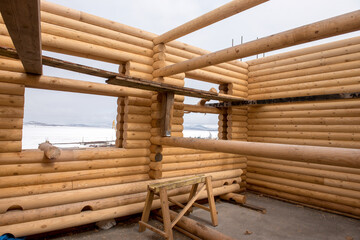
top-left (162, 153), bottom-right (243, 163)
top-left (0, 183), bottom-right (240, 237)
top-left (153, 77), bottom-right (185, 87)
top-left (0, 147), bottom-right (150, 164)
top-left (0, 118), bottom-right (22, 129)
top-left (0, 58), bottom-right (24, 72)
top-left (249, 76), bottom-right (360, 96)
top-left (0, 157), bottom-right (151, 176)
top-left (0, 106), bottom-right (23, 118)
top-left (249, 52), bottom-right (360, 78)
top-left (38, 142), bottom-right (61, 160)
top-left (219, 193), bottom-right (246, 204)
top-left (123, 123), bottom-right (151, 132)
top-left (228, 89), bottom-right (248, 98)
top-left (156, 209), bottom-right (236, 240)
top-left (247, 178), bottom-right (360, 208)
top-left (247, 172), bottom-right (360, 200)
top-left (0, 129), bottom-right (22, 141)
top-left (247, 166), bottom-right (360, 191)
top-left (153, 10), bottom-right (360, 77)
top-left (249, 60), bottom-right (360, 83)
top-left (126, 61), bottom-right (153, 74)
top-left (39, 10), bottom-right (154, 48)
top-left (186, 68), bottom-right (247, 85)
top-left (123, 131), bottom-right (151, 140)
top-left (247, 136), bottom-right (360, 149)
top-left (248, 185), bottom-right (360, 216)
top-left (248, 130), bottom-right (360, 141)
top-left (0, 82), bottom-right (24, 96)
top-left (248, 155), bottom-right (360, 175)
top-left (0, 165), bottom-right (150, 188)
top-left (124, 96), bottom-right (152, 107)
top-left (183, 104), bottom-right (221, 114)
top-left (0, 70), bottom-right (152, 98)
top-left (162, 158), bottom-right (246, 171)
top-left (124, 114), bottom-right (151, 123)
top-left (124, 105), bottom-right (151, 115)
top-left (0, 94), bottom-right (24, 107)
top-left (247, 36), bottom-right (360, 67)
top-left (123, 140), bottom-right (151, 149)
top-left (0, 141), bottom-right (21, 153)
top-left (247, 124), bottom-right (360, 133)
top-left (247, 117), bottom-right (360, 125)
top-left (151, 136), bottom-right (360, 168)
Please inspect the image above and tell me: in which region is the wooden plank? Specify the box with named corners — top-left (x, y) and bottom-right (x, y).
top-left (0, 0), bottom-right (42, 74)
top-left (153, 10), bottom-right (360, 77)
top-left (153, 0), bottom-right (268, 44)
top-left (161, 92), bottom-right (174, 137)
top-left (0, 46), bottom-right (244, 102)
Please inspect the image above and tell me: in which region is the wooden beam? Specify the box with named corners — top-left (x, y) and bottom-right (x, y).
top-left (0, 0), bottom-right (42, 74)
top-left (0, 46), bottom-right (245, 102)
top-left (160, 92), bottom-right (174, 137)
top-left (183, 104), bottom-right (222, 114)
top-left (150, 137), bottom-right (360, 169)
top-left (153, 0), bottom-right (268, 44)
top-left (153, 10), bottom-right (360, 77)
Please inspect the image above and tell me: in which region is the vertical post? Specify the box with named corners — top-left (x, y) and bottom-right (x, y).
top-left (160, 92), bottom-right (175, 137)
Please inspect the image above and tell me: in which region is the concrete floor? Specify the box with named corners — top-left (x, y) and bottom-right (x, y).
top-left (40, 192), bottom-right (359, 240)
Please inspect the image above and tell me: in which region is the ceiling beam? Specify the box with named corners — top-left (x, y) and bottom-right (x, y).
top-left (0, 0), bottom-right (42, 74)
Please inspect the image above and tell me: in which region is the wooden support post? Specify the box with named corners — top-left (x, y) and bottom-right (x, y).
top-left (153, 10), bottom-right (360, 77)
top-left (0, 0), bottom-right (42, 74)
top-left (160, 92), bottom-right (174, 137)
top-left (153, 0), bottom-right (268, 44)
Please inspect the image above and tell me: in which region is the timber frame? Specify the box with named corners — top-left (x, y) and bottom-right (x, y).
top-left (0, 0), bottom-right (359, 237)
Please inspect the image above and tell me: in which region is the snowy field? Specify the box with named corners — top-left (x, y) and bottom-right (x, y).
top-left (22, 125), bottom-right (217, 149)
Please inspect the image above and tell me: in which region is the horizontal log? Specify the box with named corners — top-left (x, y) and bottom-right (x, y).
top-left (249, 60), bottom-right (360, 83)
top-left (186, 68), bottom-right (247, 85)
top-left (249, 83), bottom-right (360, 100)
top-left (123, 123), bottom-right (151, 132)
top-left (247, 178), bottom-right (360, 208)
top-left (124, 114), bottom-right (151, 123)
top-left (123, 131), bottom-right (151, 140)
top-left (162, 158), bottom-right (246, 171)
top-left (161, 163), bottom-right (246, 178)
top-left (247, 156), bottom-right (360, 175)
top-left (247, 136), bottom-right (360, 149)
top-left (0, 106), bottom-right (23, 118)
top-left (247, 172), bottom-right (360, 199)
top-left (248, 108), bottom-right (360, 118)
top-left (247, 165), bottom-right (360, 191)
top-left (247, 36), bottom-right (360, 66)
top-left (0, 70), bottom-right (152, 98)
top-left (162, 153), bottom-right (242, 163)
top-left (151, 136), bottom-right (360, 168)
top-left (0, 157), bottom-right (150, 176)
top-left (0, 129), bottom-right (22, 141)
top-left (247, 124), bottom-right (360, 133)
top-left (0, 174), bottom-right (150, 199)
top-left (247, 185), bottom-right (360, 216)
top-left (0, 165), bottom-right (150, 188)
top-left (123, 140), bottom-right (151, 149)
top-left (0, 141), bottom-right (21, 153)
top-left (247, 117), bottom-right (360, 125)
top-left (0, 58), bottom-right (24, 72)
top-left (124, 105), bottom-right (151, 115)
top-left (40, 0), bottom-right (156, 41)
top-left (0, 94), bottom-right (24, 107)
top-left (249, 51), bottom-right (360, 78)
top-left (153, 0), bottom-right (267, 44)
top-left (183, 104), bottom-right (221, 114)
top-left (0, 183), bottom-right (240, 237)
top-left (227, 132), bottom-right (248, 139)
top-left (124, 96), bottom-right (152, 107)
top-left (0, 118), bottom-right (22, 129)
top-left (228, 89), bottom-right (248, 98)
top-left (153, 10), bottom-right (360, 77)
top-left (0, 82), bottom-right (24, 96)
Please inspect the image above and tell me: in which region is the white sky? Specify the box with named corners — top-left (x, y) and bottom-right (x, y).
top-left (24, 0), bottom-right (360, 127)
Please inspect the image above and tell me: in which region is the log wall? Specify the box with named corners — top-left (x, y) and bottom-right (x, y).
top-left (246, 38), bottom-right (360, 217)
top-left (0, 1), bottom-right (247, 237)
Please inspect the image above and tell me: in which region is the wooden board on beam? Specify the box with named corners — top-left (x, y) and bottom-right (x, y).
top-left (0, 46), bottom-right (245, 102)
top-left (0, 0), bottom-right (42, 74)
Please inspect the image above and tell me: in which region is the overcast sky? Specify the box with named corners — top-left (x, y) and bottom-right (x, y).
top-left (24, 0), bottom-right (360, 127)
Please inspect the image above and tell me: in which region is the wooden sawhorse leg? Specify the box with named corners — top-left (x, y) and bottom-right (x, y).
top-left (206, 176), bottom-right (218, 227)
top-left (139, 189), bottom-right (154, 232)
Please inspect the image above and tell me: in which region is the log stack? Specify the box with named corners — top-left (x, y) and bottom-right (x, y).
top-left (246, 37), bottom-right (360, 217)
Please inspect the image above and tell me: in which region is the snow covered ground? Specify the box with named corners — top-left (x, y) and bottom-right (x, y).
top-left (22, 125), bottom-right (217, 149)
